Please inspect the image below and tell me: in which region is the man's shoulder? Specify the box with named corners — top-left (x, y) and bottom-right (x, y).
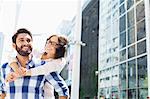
top-left (1, 62), bottom-right (9, 69)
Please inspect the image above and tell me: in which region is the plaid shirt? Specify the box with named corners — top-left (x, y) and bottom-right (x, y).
top-left (0, 57), bottom-right (69, 99)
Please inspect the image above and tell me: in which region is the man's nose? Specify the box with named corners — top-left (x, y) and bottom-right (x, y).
top-left (23, 40), bottom-right (30, 45)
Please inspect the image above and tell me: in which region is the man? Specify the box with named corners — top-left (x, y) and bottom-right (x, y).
top-left (0, 28), bottom-right (69, 99)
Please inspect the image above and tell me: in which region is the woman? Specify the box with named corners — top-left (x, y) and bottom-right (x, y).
top-left (6, 35), bottom-right (69, 99)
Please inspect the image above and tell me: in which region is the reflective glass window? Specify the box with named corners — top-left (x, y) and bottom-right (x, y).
top-left (137, 19), bottom-right (146, 41)
top-left (137, 40), bottom-right (146, 55)
top-left (119, 15), bottom-right (126, 33)
top-left (120, 90), bottom-right (126, 99)
top-left (127, 0), bottom-right (134, 10)
top-left (119, 63), bottom-right (126, 90)
top-left (136, 1), bottom-right (145, 22)
top-left (128, 27), bottom-right (135, 45)
top-left (128, 45), bottom-right (135, 59)
top-left (128, 59), bottom-right (136, 88)
top-left (120, 49), bottom-right (126, 61)
top-left (127, 8), bottom-right (134, 28)
top-left (120, 0), bottom-right (125, 4)
top-left (137, 56), bottom-right (147, 87)
top-left (119, 3), bottom-right (125, 15)
top-left (138, 88), bottom-right (148, 98)
top-left (128, 89), bottom-right (136, 99)
top-left (120, 32), bottom-right (126, 49)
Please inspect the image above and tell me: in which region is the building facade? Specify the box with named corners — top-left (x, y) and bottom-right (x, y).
top-left (80, 0), bottom-right (99, 98)
top-left (99, 0), bottom-right (150, 98)
top-left (56, 19), bottom-right (76, 86)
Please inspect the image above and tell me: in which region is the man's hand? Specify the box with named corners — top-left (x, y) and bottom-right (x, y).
top-left (6, 72), bottom-right (19, 82)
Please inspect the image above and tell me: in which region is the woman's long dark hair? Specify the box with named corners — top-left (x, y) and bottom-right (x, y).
top-left (44, 35), bottom-right (68, 59)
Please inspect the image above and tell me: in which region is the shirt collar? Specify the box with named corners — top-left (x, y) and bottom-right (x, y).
top-left (16, 55), bottom-right (35, 69)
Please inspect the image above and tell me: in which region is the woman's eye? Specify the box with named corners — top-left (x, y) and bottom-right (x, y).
top-left (26, 39), bottom-right (31, 43)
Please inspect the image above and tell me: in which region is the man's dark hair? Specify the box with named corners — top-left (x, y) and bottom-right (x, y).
top-left (12, 28), bottom-right (32, 43)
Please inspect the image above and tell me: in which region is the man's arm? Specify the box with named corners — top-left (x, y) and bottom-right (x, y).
top-left (45, 72), bottom-right (69, 99)
top-left (0, 63), bottom-right (7, 98)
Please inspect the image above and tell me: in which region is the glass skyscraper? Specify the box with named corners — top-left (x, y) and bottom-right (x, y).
top-left (99, 0), bottom-right (150, 98)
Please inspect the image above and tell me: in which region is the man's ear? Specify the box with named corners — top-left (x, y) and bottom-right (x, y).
top-left (12, 43), bottom-right (16, 49)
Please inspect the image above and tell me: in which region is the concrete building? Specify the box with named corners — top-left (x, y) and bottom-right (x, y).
top-left (98, 0), bottom-right (150, 98)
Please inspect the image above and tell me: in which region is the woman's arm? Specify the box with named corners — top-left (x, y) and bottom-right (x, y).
top-left (9, 62), bottom-right (20, 73)
top-left (8, 58), bottom-right (26, 76)
top-left (25, 58), bottom-right (66, 76)
top-left (8, 57), bottom-right (18, 72)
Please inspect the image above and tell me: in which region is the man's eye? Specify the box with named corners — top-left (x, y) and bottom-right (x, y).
top-left (20, 40), bottom-right (24, 42)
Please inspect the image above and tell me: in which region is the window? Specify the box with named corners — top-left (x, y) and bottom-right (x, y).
top-left (120, 90), bottom-right (126, 98)
top-left (119, 3), bottom-right (125, 15)
top-left (128, 59), bottom-right (136, 88)
top-left (127, 8), bottom-right (134, 28)
top-left (128, 45), bottom-right (135, 59)
top-left (136, 1), bottom-right (145, 22)
top-left (119, 15), bottom-right (126, 33)
top-left (138, 88), bottom-right (148, 98)
top-left (137, 19), bottom-right (146, 41)
top-left (120, 0), bottom-right (125, 4)
top-left (128, 89), bottom-right (136, 99)
top-left (120, 32), bottom-right (126, 49)
top-left (127, 0), bottom-right (134, 10)
top-left (137, 40), bottom-right (146, 55)
top-left (128, 27), bottom-right (135, 45)
top-left (120, 49), bottom-right (126, 61)
top-left (119, 63), bottom-right (126, 90)
top-left (137, 55), bottom-right (147, 88)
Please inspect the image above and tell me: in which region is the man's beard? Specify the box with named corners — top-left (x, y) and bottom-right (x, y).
top-left (16, 45), bottom-right (32, 56)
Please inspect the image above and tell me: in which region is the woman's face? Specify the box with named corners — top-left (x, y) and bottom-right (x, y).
top-left (44, 36), bottom-right (59, 56)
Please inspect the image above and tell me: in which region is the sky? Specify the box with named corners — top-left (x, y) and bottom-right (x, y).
top-left (16, 0), bottom-right (78, 34)
top-left (0, 0), bottom-right (82, 63)
top-left (0, 0), bottom-right (79, 35)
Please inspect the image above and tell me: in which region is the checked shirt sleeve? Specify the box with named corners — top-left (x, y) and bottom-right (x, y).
top-left (45, 72), bottom-right (69, 97)
top-left (0, 64), bottom-right (7, 94)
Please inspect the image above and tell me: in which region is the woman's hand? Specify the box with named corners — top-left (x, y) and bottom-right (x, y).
top-left (6, 72), bottom-right (19, 82)
top-left (5, 67), bottom-right (26, 82)
top-left (6, 67), bottom-right (28, 82)
top-left (15, 67), bottom-right (26, 76)
top-left (19, 67), bottom-right (27, 76)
